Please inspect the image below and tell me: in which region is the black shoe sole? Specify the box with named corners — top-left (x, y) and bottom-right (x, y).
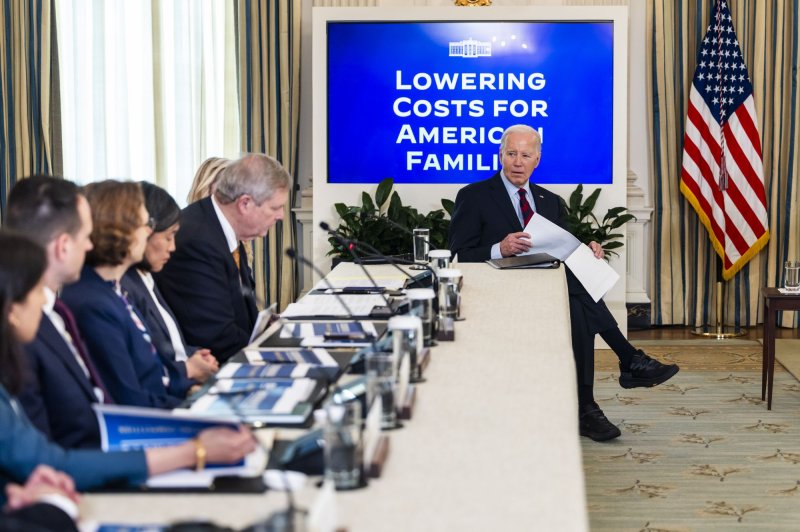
top-left (580, 426), bottom-right (622, 442)
top-left (619, 365), bottom-right (680, 389)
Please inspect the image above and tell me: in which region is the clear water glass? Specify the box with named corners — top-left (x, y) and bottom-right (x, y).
top-left (323, 401), bottom-right (363, 490)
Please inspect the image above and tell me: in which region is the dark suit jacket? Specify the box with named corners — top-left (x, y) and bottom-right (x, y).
top-left (60, 266), bottom-right (183, 409)
top-left (0, 503), bottom-right (78, 532)
top-left (0, 385), bottom-right (147, 504)
top-left (121, 269), bottom-right (196, 397)
top-left (17, 314), bottom-right (102, 449)
top-left (448, 172), bottom-right (616, 332)
top-left (155, 197), bottom-right (258, 362)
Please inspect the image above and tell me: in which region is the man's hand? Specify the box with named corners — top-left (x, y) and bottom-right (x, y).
top-left (499, 232), bottom-right (532, 257)
top-left (589, 241), bottom-right (605, 260)
top-left (187, 349), bottom-right (219, 383)
top-left (5, 465), bottom-right (80, 511)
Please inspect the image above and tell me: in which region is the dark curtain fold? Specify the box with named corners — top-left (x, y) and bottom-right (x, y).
top-left (0, 0), bottom-right (60, 221)
top-left (235, 0), bottom-right (301, 310)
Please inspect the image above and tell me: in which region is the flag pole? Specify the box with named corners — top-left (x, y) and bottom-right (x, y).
top-left (691, 255), bottom-right (747, 338)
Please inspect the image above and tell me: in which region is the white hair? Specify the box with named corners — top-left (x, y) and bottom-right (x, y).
top-left (214, 153), bottom-right (290, 205)
top-left (499, 125), bottom-right (542, 153)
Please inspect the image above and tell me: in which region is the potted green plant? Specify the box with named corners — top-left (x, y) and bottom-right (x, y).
top-left (328, 178), bottom-right (453, 262)
top-left (562, 184), bottom-right (635, 259)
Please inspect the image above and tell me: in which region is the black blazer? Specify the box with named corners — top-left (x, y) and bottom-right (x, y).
top-left (121, 269), bottom-right (196, 397)
top-left (18, 314), bottom-right (102, 449)
top-left (449, 172), bottom-right (569, 264)
top-left (448, 172), bottom-right (616, 335)
top-left (0, 503), bottom-right (79, 532)
top-left (155, 197), bottom-right (258, 362)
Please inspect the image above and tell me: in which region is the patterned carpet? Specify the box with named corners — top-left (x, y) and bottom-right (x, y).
top-left (584, 344), bottom-right (800, 531)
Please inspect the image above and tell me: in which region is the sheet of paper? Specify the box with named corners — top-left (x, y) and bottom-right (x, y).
top-left (281, 294), bottom-right (387, 318)
top-left (521, 213), bottom-right (582, 261)
top-left (563, 244), bottom-right (620, 302)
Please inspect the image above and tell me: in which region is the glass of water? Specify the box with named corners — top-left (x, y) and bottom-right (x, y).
top-left (389, 315), bottom-right (423, 382)
top-left (428, 249), bottom-right (451, 272)
top-left (412, 228), bottom-right (430, 269)
top-left (784, 261), bottom-right (800, 292)
top-left (323, 401), bottom-right (363, 490)
top-left (366, 353), bottom-right (398, 430)
top-left (406, 288), bottom-right (435, 346)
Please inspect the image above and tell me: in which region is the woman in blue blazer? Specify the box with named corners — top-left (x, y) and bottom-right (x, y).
top-left (62, 181), bottom-right (198, 408)
top-left (121, 182), bottom-right (218, 397)
top-left (0, 231), bottom-right (256, 502)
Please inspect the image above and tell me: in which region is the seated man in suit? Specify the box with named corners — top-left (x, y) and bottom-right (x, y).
top-left (449, 124), bottom-right (679, 442)
top-left (156, 154), bottom-right (290, 362)
top-left (5, 176), bottom-right (108, 448)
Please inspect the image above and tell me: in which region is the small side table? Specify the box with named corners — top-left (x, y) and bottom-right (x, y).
top-left (761, 287), bottom-right (800, 409)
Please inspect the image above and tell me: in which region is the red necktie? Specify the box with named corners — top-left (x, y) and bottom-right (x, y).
top-left (518, 188), bottom-right (534, 227)
top-left (52, 299), bottom-right (114, 404)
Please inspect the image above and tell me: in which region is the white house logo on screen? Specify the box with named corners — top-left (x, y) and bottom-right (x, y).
top-left (449, 38), bottom-right (492, 58)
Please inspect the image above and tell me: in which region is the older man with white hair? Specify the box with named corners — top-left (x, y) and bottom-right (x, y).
top-left (449, 124), bottom-right (679, 442)
top-left (156, 153), bottom-right (290, 362)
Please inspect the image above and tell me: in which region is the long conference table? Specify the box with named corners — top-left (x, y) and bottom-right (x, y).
top-left (79, 262), bottom-right (588, 531)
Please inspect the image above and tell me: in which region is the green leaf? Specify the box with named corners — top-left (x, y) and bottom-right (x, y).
top-left (581, 188), bottom-right (601, 216)
top-left (375, 178), bottom-right (393, 209)
top-left (387, 191), bottom-right (403, 220)
top-left (361, 191), bottom-right (375, 213)
top-left (441, 198), bottom-right (455, 216)
top-left (334, 203), bottom-right (349, 219)
top-left (603, 241), bottom-right (624, 250)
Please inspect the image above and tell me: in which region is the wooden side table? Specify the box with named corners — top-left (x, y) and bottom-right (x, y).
top-left (761, 287), bottom-right (800, 409)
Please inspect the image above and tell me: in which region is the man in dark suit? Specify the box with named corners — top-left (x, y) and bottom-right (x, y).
top-left (5, 176), bottom-right (107, 449)
top-left (449, 125), bottom-right (679, 442)
top-left (156, 154), bottom-right (290, 362)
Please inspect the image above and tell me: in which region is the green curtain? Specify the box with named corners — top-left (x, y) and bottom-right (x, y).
top-left (0, 0), bottom-right (60, 219)
top-left (235, 0), bottom-right (301, 310)
top-left (649, 0), bottom-right (800, 327)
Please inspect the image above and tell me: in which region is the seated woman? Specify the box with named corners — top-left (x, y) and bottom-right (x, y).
top-left (121, 182), bottom-right (218, 396)
top-left (0, 231), bottom-right (255, 501)
top-left (61, 180), bottom-right (183, 408)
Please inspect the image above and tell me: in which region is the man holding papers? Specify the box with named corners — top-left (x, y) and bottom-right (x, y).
top-left (449, 124), bottom-right (678, 442)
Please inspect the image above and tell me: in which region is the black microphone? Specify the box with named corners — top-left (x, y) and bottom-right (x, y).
top-left (319, 222), bottom-right (396, 318)
top-left (285, 248), bottom-right (355, 319)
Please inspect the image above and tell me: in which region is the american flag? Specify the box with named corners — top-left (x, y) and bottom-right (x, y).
top-left (680, 0), bottom-right (769, 280)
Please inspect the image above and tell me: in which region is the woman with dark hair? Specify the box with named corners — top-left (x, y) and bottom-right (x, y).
top-left (61, 180), bottom-right (183, 408)
top-left (121, 182), bottom-right (218, 396)
top-left (0, 231), bottom-right (255, 504)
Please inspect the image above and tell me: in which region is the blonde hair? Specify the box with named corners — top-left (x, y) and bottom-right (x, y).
top-left (187, 157), bottom-right (230, 204)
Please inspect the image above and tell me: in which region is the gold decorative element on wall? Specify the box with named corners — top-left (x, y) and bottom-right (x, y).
top-left (454, 0), bottom-right (492, 7)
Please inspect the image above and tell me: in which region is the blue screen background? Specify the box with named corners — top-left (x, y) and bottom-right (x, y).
top-left (327, 21), bottom-right (614, 185)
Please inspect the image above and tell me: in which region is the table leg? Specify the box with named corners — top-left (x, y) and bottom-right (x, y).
top-left (762, 299), bottom-right (768, 401)
top-left (765, 304), bottom-right (776, 410)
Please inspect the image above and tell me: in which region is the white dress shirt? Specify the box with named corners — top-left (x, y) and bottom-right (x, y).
top-left (137, 270), bottom-right (188, 362)
top-left (211, 195), bottom-right (239, 253)
top-left (490, 172), bottom-right (537, 259)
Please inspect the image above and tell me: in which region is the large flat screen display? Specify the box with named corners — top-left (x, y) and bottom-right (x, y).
top-left (326, 21), bottom-right (614, 185)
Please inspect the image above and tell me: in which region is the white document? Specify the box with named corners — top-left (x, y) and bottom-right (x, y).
top-left (564, 243), bottom-right (620, 302)
top-left (521, 213), bottom-right (582, 260)
top-left (520, 213), bottom-right (619, 301)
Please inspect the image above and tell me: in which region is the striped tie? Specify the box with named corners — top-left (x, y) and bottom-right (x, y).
top-left (518, 188), bottom-right (534, 226)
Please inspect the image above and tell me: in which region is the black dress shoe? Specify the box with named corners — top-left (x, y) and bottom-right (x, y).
top-left (619, 350), bottom-right (680, 389)
top-left (579, 402), bottom-right (621, 442)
